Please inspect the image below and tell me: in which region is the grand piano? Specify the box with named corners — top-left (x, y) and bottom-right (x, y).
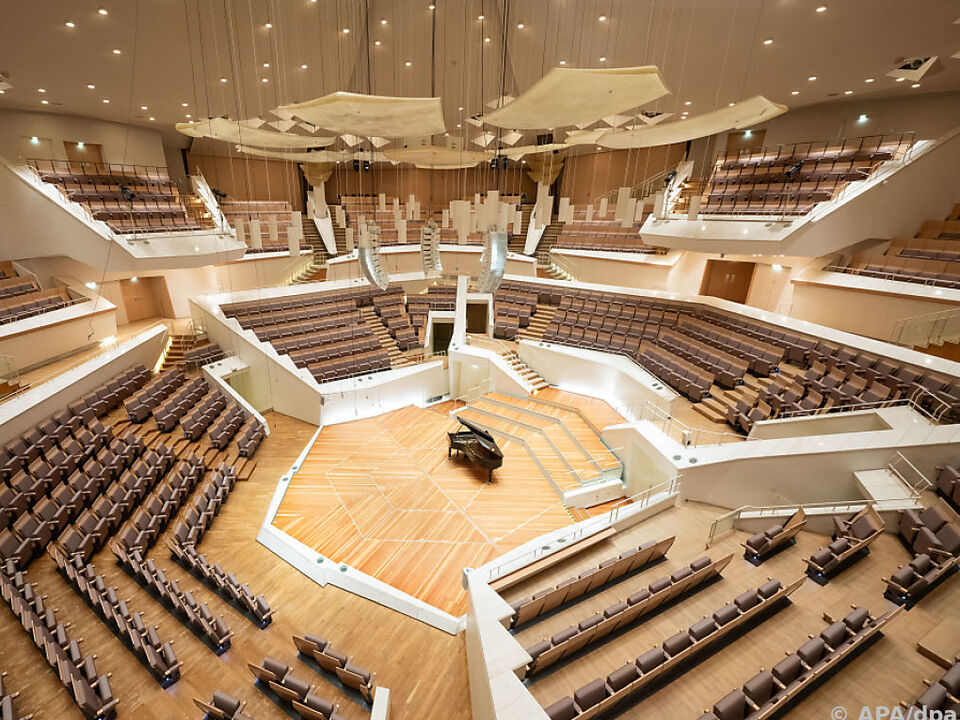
top-left (448, 415), bottom-right (504, 481)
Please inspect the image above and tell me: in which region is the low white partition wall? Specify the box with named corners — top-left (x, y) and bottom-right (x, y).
top-left (0, 296), bottom-right (118, 371)
top-left (549, 248), bottom-right (682, 291)
top-left (256, 429), bottom-right (464, 635)
top-left (201, 354), bottom-right (271, 437)
top-left (448, 342), bottom-right (533, 398)
top-left (190, 278), bottom-right (449, 427)
top-left (0, 323), bottom-right (167, 444)
top-left (327, 245), bottom-right (536, 282)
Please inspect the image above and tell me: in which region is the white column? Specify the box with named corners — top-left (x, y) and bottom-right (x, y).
top-left (687, 194), bottom-right (702, 220)
top-left (312, 185), bottom-right (329, 219)
top-left (534, 182), bottom-right (552, 228)
top-left (621, 198), bottom-right (637, 228)
top-left (288, 211), bottom-right (302, 256)
top-left (441, 209), bottom-right (450, 228)
top-left (335, 205), bottom-right (346, 227)
top-left (614, 187), bottom-right (630, 222)
top-left (397, 218), bottom-right (407, 244)
top-left (585, 204), bottom-right (594, 222)
top-left (345, 227), bottom-right (355, 251)
top-left (234, 218), bottom-right (246, 246)
top-left (558, 197), bottom-right (572, 223)
top-left (248, 219), bottom-right (263, 249)
top-left (451, 200), bottom-right (471, 244)
top-left (268, 214), bottom-right (279, 245)
top-left (598, 197), bottom-right (608, 218)
top-left (378, 193), bottom-right (386, 211)
top-left (512, 207), bottom-right (523, 234)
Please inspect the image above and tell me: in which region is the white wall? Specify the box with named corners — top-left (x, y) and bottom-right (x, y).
top-left (0, 109), bottom-right (166, 167)
top-left (0, 300), bottom-right (118, 371)
top-left (327, 246), bottom-right (536, 283)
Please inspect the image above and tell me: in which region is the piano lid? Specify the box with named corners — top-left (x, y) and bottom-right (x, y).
top-left (454, 415), bottom-right (504, 459)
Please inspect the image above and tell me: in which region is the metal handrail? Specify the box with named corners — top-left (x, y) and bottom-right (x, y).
top-left (606, 475), bottom-right (681, 524)
top-left (595, 165), bottom-right (679, 204)
top-left (619, 399), bottom-right (745, 446)
top-left (888, 451), bottom-right (934, 493)
top-left (775, 393), bottom-right (944, 424)
top-left (888, 305), bottom-right (960, 347)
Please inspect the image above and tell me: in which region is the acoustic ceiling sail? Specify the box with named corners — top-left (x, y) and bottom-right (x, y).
top-left (275, 92), bottom-right (446, 138)
top-left (175, 117), bottom-right (334, 148)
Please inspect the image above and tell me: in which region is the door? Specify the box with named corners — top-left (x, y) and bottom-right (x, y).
top-left (120, 277), bottom-right (160, 323)
top-left (466, 302), bottom-right (488, 334)
top-left (699, 260), bottom-right (756, 304)
top-left (64, 141), bottom-right (104, 165)
top-left (726, 129), bottom-right (766, 155)
top-left (432, 321), bottom-right (454, 354)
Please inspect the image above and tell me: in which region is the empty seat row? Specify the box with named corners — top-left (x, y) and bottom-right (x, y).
top-left (193, 691), bottom-right (257, 720)
top-left (699, 606), bottom-right (898, 720)
top-left (254, 311), bottom-right (363, 342)
top-left (742, 509), bottom-right (807, 564)
top-left (0, 562), bottom-right (117, 719)
top-left (0, 289), bottom-right (76, 326)
top-left (805, 506), bottom-right (885, 582)
top-left (50, 552), bottom-right (181, 686)
top-left (0, 670), bottom-right (31, 720)
top-left (166, 463), bottom-right (238, 548)
top-left (111, 543), bottom-right (232, 653)
top-left (508, 537), bottom-right (675, 629)
top-left (545, 578), bottom-right (798, 720)
top-left (937, 464), bottom-right (960, 511)
top-left (677, 316), bottom-right (783, 377)
top-left (237, 419), bottom-right (265, 458)
top-left (152, 377), bottom-right (209, 431)
top-left (183, 343), bottom-right (225, 369)
top-left (181, 392), bottom-right (227, 441)
top-left (248, 657), bottom-right (343, 720)
top-left (271, 324), bottom-right (370, 355)
top-left (292, 633), bottom-right (377, 703)
top-left (33, 159), bottom-right (172, 185)
top-left (909, 661), bottom-right (960, 715)
top-left (525, 554), bottom-right (732, 677)
top-left (898, 502), bottom-right (960, 561)
top-left (657, 328), bottom-right (747, 389)
top-left (308, 349), bottom-right (391, 384)
top-left (639, 343), bottom-right (715, 402)
top-left (124, 368), bottom-right (185, 423)
top-left (288, 335), bottom-right (381, 368)
top-left (208, 405), bottom-right (245, 450)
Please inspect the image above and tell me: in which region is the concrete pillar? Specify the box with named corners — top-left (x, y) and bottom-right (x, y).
top-left (312, 185), bottom-right (329, 219)
top-left (248, 219), bottom-right (263, 249)
top-left (585, 204), bottom-right (594, 222)
top-left (558, 197), bottom-right (571, 223)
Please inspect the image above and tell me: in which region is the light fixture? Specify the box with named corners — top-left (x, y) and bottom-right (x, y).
top-left (484, 37), bottom-right (490, 43)
top-left (65, 21), bottom-right (75, 28)
top-left (456, 123), bottom-right (461, 128)
top-left (478, 14), bottom-right (484, 20)
top-left (816, 5), bottom-right (827, 11)
top-left (112, 48), bottom-right (121, 54)
top-left (220, 77), bottom-right (227, 83)
top-left (807, 75), bottom-right (817, 81)
top-left (84, 281), bottom-right (97, 289)
top-left (380, 18), bottom-right (387, 24)
top-left (857, 114), bottom-right (868, 123)
top-left (771, 264), bottom-right (783, 272)
top-left (102, 98), bottom-right (110, 103)
top-left (77, 142), bottom-right (84, 149)
top-left (30, 136), bottom-right (39, 144)
top-left (185, 114), bottom-right (191, 118)
top-left (261, 77), bottom-right (268, 83)
top-left (843, 90), bottom-right (853, 95)
top-left (87, 83), bottom-right (96, 89)
top-left (744, 130), bottom-right (752, 137)
top-left (98, 8), bottom-right (108, 15)
top-left (181, 102), bottom-right (188, 107)
top-left (405, 61), bottom-right (412, 66)
top-left (341, 27), bottom-right (349, 33)
top-left (374, 40), bottom-right (381, 46)
top-left (457, 106), bottom-right (463, 111)
top-left (559, 60), bottom-right (567, 65)
top-left (598, 15), bottom-right (607, 21)
top-left (763, 38), bottom-right (773, 45)
top-left (38, 88), bottom-right (47, 93)
top-left (728, 102), bottom-right (735, 107)
top-left (684, 100), bottom-right (691, 106)
top-left (41, 100), bottom-right (49, 105)
top-left (140, 105), bottom-right (147, 110)
top-left (301, 63), bottom-right (309, 68)
top-left (791, 90), bottom-right (799, 95)
top-left (429, 4), bottom-right (435, 9)
top-left (912, 83), bottom-right (921, 88)
top-left (517, 22), bottom-right (524, 29)
top-left (865, 78), bottom-right (874, 83)
top-left (264, 22), bottom-right (272, 29)
top-left (149, 116), bottom-right (155, 121)
top-left (262, 62), bottom-right (270, 68)
top-left (896, 77), bottom-right (906, 82)
top-left (599, 56), bottom-right (606, 62)
top-left (130, 276), bottom-right (138, 282)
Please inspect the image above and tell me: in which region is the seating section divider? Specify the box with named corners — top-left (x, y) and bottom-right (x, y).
top-left (0, 561), bottom-right (117, 719)
top-left (508, 537), bottom-right (675, 629)
top-left (543, 577), bottom-right (805, 720)
top-left (525, 554), bottom-right (733, 677)
top-left (698, 605), bottom-right (902, 720)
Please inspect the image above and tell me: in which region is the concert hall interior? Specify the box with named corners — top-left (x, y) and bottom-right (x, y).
top-left (3, 2), bottom-right (960, 720)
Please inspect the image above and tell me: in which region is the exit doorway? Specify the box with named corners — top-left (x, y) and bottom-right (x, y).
top-left (699, 260), bottom-right (756, 304)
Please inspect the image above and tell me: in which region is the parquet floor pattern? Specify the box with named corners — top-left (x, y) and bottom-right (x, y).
top-left (0, 411), bottom-right (472, 720)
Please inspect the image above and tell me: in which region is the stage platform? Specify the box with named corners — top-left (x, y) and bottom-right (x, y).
top-left (271, 390), bottom-right (624, 616)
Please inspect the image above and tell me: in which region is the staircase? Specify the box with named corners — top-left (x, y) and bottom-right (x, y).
top-left (291, 261), bottom-right (327, 285)
top-left (159, 333), bottom-right (193, 372)
top-left (534, 220), bottom-right (562, 267)
top-left (517, 305), bottom-right (556, 342)
top-left (360, 307), bottom-right (420, 369)
top-left (499, 348), bottom-right (549, 394)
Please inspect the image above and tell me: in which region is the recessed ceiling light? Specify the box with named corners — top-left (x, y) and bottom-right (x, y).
top-left (220, 77), bottom-right (227, 83)
top-left (30, 137), bottom-right (39, 144)
top-left (65, 21), bottom-right (75, 28)
top-left (428, 4), bottom-right (435, 9)
top-left (301, 63), bottom-right (309, 68)
top-left (599, 56), bottom-right (606, 62)
top-left (598, 15), bottom-right (607, 21)
top-left (262, 62), bottom-right (270, 68)
top-left (681, 111), bottom-right (689, 116)
top-left (405, 61), bottom-right (412, 67)
top-left (112, 48), bottom-right (121, 54)
top-left (380, 18), bottom-right (387, 24)
top-left (807, 76), bottom-right (817, 81)
top-left (790, 90), bottom-right (799, 95)
top-left (559, 60), bottom-right (567, 65)
top-left (264, 22), bottom-right (272, 29)
top-left (912, 83), bottom-right (921, 88)
top-left (87, 84), bottom-right (95, 89)
top-left (684, 100), bottom-right (691, 106)
top-left (816, 5), bottom-right (827, 12)
top-left (458, 106), bottom-right (463, 111)
top-left (149, 116), bottom-right (155, 121)
top-left (102, 98), bottom-right (110, 103)
top-left (843, 90), bottom-right (853, 95)
top-left (140, 105), bottom-right (147, 110)
top-left (342, 27), bottom-right (349, 33)
top-left (478, 15), bottom-right (484, 20)
top-left (728, 102), bottom-right (736, 107)
top-left (484, 37), bottom-right (490, 43)
top-left (517, 23), bottom-right (524, 29)
top-left (0, 90), bottom-right (5, 94)
top-left (864, 78), bottom-right (874, 83)
top-left (98, 8), bottom-right (108, 15)
top-left (181, 102), bottom-right (188, 107)
top-left (261, 77), bottom-right (269, 83)
top-left (41, 100), bottom-right (49, 105)
top-left (185, 114), bottom-right (191, 118)
top-left (77, 142), bottom-right (84, 149)
top-left (895, 77), bottom-right (906, 82)
top-left (456, 123), bottom-right (461, 128)
top-left (37, 88), bottom-right (46, 93)
top-left (763, 38), bottom-right (773, 45)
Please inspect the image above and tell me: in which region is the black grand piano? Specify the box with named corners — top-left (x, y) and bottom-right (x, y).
top-left (447, 415), bottom-right (504, 482)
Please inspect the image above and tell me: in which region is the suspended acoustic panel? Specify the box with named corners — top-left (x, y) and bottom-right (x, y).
top-left (503, 142), bottom-right (570, 159)
top-left (176, 117), bottom-right (335, 148)
top-left (358, 222), bottom-right (389, 291)
top-left (599, 95), bottom-right (787, 149)
top-left (477, 229), bottom-right (508, 294)
top-left (276, 92), bottom-right (446, 137)
top-left (234, 145), bottom-right (371, 163)
top-left (383, 145), bottom-right (493, 169)
top-left (479, 66), bottom-right (669, 130)
top-left (564, 129), bottom-right (608, 145)
top-left (420, 220), bottom-right (442, 278)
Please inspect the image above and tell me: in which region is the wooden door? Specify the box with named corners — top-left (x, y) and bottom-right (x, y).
top-left (699, 260), bottom-right (756, 304)
top-left (120, 278), bottom-right (160, 323)
top-left (466, 302), bottom-right (488, 333)
top-left (64, 141), bottom-right (104, 164)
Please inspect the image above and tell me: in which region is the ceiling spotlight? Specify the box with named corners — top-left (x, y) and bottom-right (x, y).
top-left (65, 21), bottom-right (75, 28)
top-left (684, 100), bottom-right (691, 105)
top-left (484, 37), bottom-right (490, 43)
top-left (843, 90), bottom-right (853, 95)
top-left (865, 78), bottom-right (874, 83)
top-left (112, 48), bottom-right (121, 54)
top-left (517, 23), bottom-right (524, 29)
top-left (456, 123), bottom-right (461, 128)
top-left (342, 27), bottom-right (349, 33)
top-left (728, 102), bottom-right (735, 107)
top-left (816, 5), bottom-right (827, 12)
top-left (37, 88), bottom-right (46, 93)
top-left (374, 40), bottom-right (381, 46)
top-left (458, 106), bottom-right (463, 110)
top-left (264, 22), bottom-right (272, 29)
top-left (857, 114), bottom-right (868, 123)
top-left (912, 83), bottom-right (921, 88)
top-left (763, 38), bottom-right (773, 45)
top-left (478, 14), bottom-right (484, 20)
top-left (149, 116), bottom-right (155, 121)
top-left (87, 83), bottom-right (95, 89)
top-left (77, 142), bottom-right (84, 149)
top-left (559, 60), bottom-right (567, 65)
top-left (380, 18), bottom-right (387, 24)
top-left (895, 77), bottom-right (906, 82)
top-left (261, 77), bottom-right (269, 83)
top-left (599, 56), bottom-right (606, 62)
top-left (30, 137), bottom-right (39, 144)
top-left (102, 98), bottom-right (110, 103)
top-left (598, 15), bottom-right (607, 21)
top-left (98, 8), bottom-right (108, 15)
top-left (429, 4), bottom-right (435, 9)
top-left (140, 105), bottom-right (147, 110)
top-left (41, 100), bottom-right (49, 105)
top-left (405, 61), bottom-right (412, 67)
top-left (181, 102), bottom-right (188, 107)
top-left (807, 76), bottom-right (817, 81)
top-left (301, 63), bottom-right (308, 68)
top-left (185, 113), bottom-right (191, 118)
top-left (220, 77), bottom-right (227, 83)
top-left (790, 90), bottom-right (799, 95)
top-left (262, 62), bottom-right (270, 68)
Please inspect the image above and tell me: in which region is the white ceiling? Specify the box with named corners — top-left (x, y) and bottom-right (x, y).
top-left (1, 0), bottom-right (958, 151)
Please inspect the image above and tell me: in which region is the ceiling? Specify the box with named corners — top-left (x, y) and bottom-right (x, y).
top-left (1, 0), bottom-right (958, 153)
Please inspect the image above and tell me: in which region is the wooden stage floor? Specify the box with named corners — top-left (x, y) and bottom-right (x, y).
top-left (272, 390), bottom-right (624, 616)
